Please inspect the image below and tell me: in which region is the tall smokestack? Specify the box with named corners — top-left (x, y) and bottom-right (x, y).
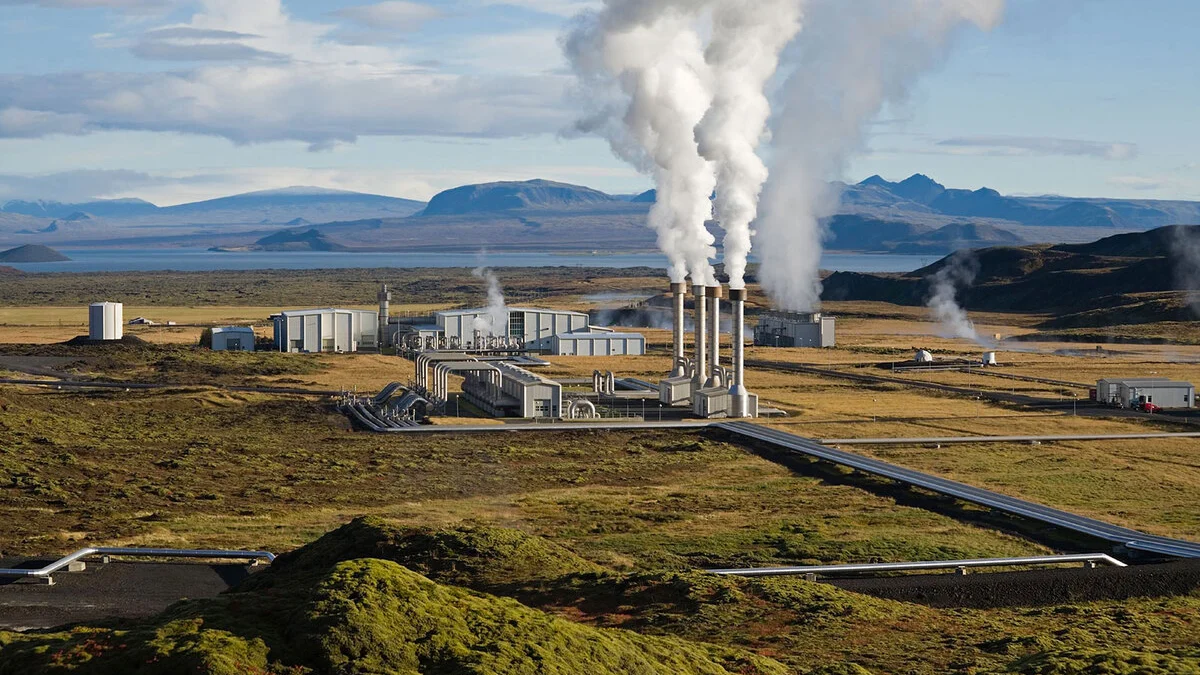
top-left (692, 284), bottom-right (707, 390)
top-left (670, 282), bottom-right (687, 377)
top-left (377, 284), bottom-right (391, 347)
top-left (706, 285), bottom-right (723, 388)
top-left (729, 288), bottom-right (749, 417)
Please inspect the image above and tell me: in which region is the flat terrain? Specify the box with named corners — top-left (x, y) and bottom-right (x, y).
top-left (2, 268), bottom-right (1200, 673)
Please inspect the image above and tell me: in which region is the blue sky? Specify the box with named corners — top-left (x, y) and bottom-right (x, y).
top-left (0, 0), bottom-right (1197, 205)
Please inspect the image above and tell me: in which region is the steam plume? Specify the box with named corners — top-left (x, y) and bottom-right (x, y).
top-left (564, 0), bottom-right (718, 285)
top-left (472, 266), bottom-right (508, 337)
top-left (926, 251), bottom-right (992, 347)
top-left (695, 0), bottom-right (803, 290)
top-left (756, 0), bottom-right (1006, 311)
top-left (1169, 226), bottom-right (1200, 316)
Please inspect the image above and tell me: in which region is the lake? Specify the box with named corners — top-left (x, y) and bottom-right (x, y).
top-left (4, 248), bottom-right (938, 274)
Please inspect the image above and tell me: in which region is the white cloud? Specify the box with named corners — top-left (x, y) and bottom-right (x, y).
top-left (473, 0), bottom-right (599, 17)
top-left (0, 0), bottom-right (575, 147)
top-left (936, 135), bottom-right (1138, 160)
top-left (332, 1), bottom-right (443, 31)
top-left (0, 0), bottom-right (176, 13)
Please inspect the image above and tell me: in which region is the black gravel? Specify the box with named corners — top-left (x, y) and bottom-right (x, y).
top-left (827, 560), bottom-right (1200, 609)
top-left (0, 559), bottom-right (254, 631)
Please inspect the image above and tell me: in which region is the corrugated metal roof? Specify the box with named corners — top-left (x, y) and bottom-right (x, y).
top-left (553, 332), bottom-right (645, 340)
top-left (279, 308), bottom-right (376, 317)
top-left (211, 326), bottom-right (255, 334)
top-left (1099, 378), bottom-right (1193, 387)
top-left (436, 307), bottom-right (588, 318)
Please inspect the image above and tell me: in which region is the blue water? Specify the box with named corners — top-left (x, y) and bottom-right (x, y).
top-left (4, 248), bottom-right (936, 274)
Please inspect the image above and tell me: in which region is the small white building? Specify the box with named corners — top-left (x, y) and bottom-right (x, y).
top-left (754, 311), bottom-right (836, 348)
top-left (273, 308), bottom-right (379, 353)
top-left (211, 326), bottom-right (256, 352)
top-left (1096, 378), bottom-right (1195, 409)
top-left (551, 331), bottom-right (646, 356)
top-left (89, 302), bottom-right (123, 341)
top-left (461, 361), bottom-right (563, 418)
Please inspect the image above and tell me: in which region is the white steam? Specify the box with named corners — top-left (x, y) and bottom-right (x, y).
top-left (755, 0), bottom-right (1006, 311)
top-left (926, 251), bottom-right (992, 347)
top-left (472, 266), bottom-right (509, 337)
top-left (695, 0), bottom-right (803, 290)
top-left (564, 0), bottom-right (718, 285)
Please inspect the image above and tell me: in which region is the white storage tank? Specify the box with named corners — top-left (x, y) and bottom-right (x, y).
top-left (982, 351), bottom-right (998, 366)
top-left (89, 302), bottom-right (123, 341)
top-left (914, 350), bottom-right (934, 363)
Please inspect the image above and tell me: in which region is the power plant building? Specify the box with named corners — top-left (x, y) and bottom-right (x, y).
top-left (273, 308), bottom-right (379, 353)
top-left (754, 311), bottom-right (836, 348)
top-left (88, 302), bottom-right (123, 341)
top-left (551, 331), bottom-right (646, 356)
top-left (461, 361), bottom-right (563, 418)
top-left (211, 326), bottom-right (256, 352)
top-left (435, 307), bottom-right (589, 351)
top-left (1096, 378), bottom-right (1195, 409)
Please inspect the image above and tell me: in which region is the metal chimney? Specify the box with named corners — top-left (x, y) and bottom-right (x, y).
top-left (670, 282), bottom-right (687, 377)
top-left (377, 284), bottom-right (391, 347)
top-left (692, 284), bottom-right (707, 390)
top-left (729, 288), bottom-right (750, 417)
top-left (705, 285), bottom-right (723, 388)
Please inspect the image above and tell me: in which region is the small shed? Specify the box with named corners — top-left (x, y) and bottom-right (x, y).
top-left (1096, 378), bottom-right (1194, 409)
top-left (211, 326), bottom-right (256, 352)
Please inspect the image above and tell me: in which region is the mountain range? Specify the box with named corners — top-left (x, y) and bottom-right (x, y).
top-left (3, 175), bottom-right (1199, 255)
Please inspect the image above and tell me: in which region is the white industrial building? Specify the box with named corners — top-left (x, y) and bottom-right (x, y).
top-left (552, 331), bottom-right (646, 356)
top-left (89, 302), bottom-right (123, 341)
top-left (460, 361), bottom-right (563, 418)
top-left (272, 308), bottom-right (379, 353)
top-left (396, 306), bottom-right (642, 356)
top-left (211, 326), bottom-right (256, 352)
top-left (754, 311), bottom-right (836, 348)
top-left (1096, 378), bottom-right (1195, 409)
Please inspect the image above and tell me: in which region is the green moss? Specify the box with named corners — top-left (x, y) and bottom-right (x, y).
top-left (1007, 648), bottom-right (1200, 674)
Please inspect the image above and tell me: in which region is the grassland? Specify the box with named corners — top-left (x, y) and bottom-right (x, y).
top-left (3, 269), bottom-right (1200, 672)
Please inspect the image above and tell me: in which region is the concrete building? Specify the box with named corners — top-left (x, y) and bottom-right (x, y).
top-left (551, 331), bottom-right (646, 356)
top-left (436, 307), bottom-right (589, 351)
top-left (754, 311), bottom-right (836, 348)
top-left (461, 361), bottom-right (563, 418)
top-left (211, 326), bottom-right (256, 352)
top-left (89, 302), bottom-right (123, 341)
top-left (1096, 378), bottom-right (1195, 409)
top-left (272, 308), bottom-right (379, 353)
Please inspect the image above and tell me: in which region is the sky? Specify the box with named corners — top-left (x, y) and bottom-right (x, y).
top-left (0, 0), bottom-right (1197, 206)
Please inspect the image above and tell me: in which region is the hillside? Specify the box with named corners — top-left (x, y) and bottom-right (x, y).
top-left (251, 227), bottom-right (348, 252)
top-left (420, 179), bottom-right (617, 216)
top-left (821, 225), bottom-right (1200, 327)
top-left (0, 244), bottom-right (70, 263)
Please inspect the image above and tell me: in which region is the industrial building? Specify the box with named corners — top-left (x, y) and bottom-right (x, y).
top-left (272, 308), bottom-right (379, 353)
top-left (460, 361), bottom-right (563, 418)
top-left (551, 331), bottom-right (645, 356)
top-left (210, 326), bottom-right (256, 352)
top-left (89, 302), bottom-right (123, 341)
top-left (754, 311), bottom-right (836, 348)
top-left (393, 305), bottom-right (642, 356)
top-left (1096, 378), bottom-right (1195, 409)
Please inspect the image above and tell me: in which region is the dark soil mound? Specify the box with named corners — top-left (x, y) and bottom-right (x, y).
top-left (62, 334), bottom-right (149, 347)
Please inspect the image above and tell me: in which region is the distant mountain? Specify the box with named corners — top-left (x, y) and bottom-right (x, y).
top-left (825, 216), bottom-right (1026, 255)
top-left (0, 244), bottom-right (70, 263)
top-left (420, 180), bottom-right (618, 216)
top-left (821, 225), bottom-right (1200, 327)
top-left (630, 189), bottom-right (657, 204)
top-left (162, 187), bottom-right (424, 221)
top-left (252, 228), bottom-right (347, 252)
top-left (843, 174), bottom-right (1200, 230)
top-left (1, 198), bottom-right (157, 219)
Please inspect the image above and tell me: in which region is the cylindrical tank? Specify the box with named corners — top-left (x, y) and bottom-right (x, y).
top-left (706, 285), bottom-right (723, 388)
top-left (728, 288), bottom-right (750, 417)
top-left (692, 285), bottom-right (707, 389)
top-left (89, 302), bottom-right (123, 341)
top-left (915, 349), bottom-right (934, 363)
top-left (982, 351), bottom-right (998, 366)
top-left (670, 282), bottom-right (687, 377)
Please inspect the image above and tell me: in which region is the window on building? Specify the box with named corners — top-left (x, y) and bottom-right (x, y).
top-left (508, 312), bottom-right (524, 339)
